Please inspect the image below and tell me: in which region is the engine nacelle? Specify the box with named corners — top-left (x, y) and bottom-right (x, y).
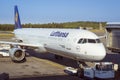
top-left (9, 48), bottom-right (26, 62)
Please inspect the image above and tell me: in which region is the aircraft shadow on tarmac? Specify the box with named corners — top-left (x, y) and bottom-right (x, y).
top-left (26, 49), bottom-right (78, 68)
top-left (27, 49), bottom-right (120, 67)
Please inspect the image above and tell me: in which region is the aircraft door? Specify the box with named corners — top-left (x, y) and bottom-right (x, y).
top-left (65, 38), bottom-right (72, 51)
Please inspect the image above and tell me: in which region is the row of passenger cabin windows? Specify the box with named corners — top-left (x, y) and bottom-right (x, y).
top-left (78, 38), bottom-right (101, 44)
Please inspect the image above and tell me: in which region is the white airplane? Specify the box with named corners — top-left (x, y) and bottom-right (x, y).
top-left (0, 6), bottom-right (106, 65)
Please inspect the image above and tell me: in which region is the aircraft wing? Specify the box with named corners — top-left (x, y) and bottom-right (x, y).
top-left (0, 41), bottom-right (41, 48)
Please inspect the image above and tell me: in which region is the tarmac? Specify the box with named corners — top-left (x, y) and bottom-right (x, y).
top-left (0, 56), bottom-right (80, 80)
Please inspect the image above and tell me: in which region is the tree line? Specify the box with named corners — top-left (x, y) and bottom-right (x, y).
top-left (0, 21), bottom-right (106, 31)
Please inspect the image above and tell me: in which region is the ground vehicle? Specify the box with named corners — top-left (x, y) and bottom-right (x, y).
top-left (84, 62), bottom-right (115, 79)
top-left (64, 62), bottom-right (115, 80)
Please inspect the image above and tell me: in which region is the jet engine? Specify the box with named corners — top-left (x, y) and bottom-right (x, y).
top-left (9, 48), bottom-right (26, 62)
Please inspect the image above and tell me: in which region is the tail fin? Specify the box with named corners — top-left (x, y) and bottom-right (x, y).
top-left (14, 5), bottom-right (22, 29)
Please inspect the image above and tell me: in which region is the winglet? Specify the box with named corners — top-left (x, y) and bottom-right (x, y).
top-left (14, 5), bottom-right (22, 29)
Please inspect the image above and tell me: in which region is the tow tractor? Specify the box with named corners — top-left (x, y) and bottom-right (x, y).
top-left (64, 62), bottom-right (115, 80)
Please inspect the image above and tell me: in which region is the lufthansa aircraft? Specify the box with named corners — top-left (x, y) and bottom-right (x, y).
top-left (0, 6), bottom-right (106, 65)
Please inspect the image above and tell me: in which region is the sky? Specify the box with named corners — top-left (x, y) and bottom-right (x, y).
top-left (0, 0), bottom-right (120, 24)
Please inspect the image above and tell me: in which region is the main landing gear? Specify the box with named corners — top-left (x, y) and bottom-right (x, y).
top-left (54, 54), bottom-right (63, 60)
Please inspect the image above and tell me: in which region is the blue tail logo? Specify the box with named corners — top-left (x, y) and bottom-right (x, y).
top-left (14, 5), bottom-right (22, 29)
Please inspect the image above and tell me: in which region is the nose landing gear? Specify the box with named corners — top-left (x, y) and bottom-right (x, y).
top-left (76, 61), bottom-right (87, 78)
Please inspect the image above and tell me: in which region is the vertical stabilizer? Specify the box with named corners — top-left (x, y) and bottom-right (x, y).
top-left (14, 5), bottom-right (22, 29)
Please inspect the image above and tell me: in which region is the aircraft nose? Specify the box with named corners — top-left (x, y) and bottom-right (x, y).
top-left (77, 43), bottom-right (106, 61)
top-left (92, 44), bottom-right (106, 61)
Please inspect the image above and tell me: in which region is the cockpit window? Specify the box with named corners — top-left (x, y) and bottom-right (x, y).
top-left (96, 39), bottom-right (101, 43)
top-left (78, 38), bottom-right (87, 44)
top-left (78, 39), bottom-right (83, 43)
top-left (88, 39), bottom-right (96, 43)
top-left (82, 39), bottom-right (87, 43)
top-left (78, 38), bottom-right (101, 44)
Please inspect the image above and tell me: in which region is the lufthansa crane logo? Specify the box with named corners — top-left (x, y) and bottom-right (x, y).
top-left (15, 13), bottom-right (18, 22)
top-left (50, 31), bottom-right (69, 38)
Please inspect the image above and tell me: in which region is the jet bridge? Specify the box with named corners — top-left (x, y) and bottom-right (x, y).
top-left (106, 22), bottom-right (120, 52)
